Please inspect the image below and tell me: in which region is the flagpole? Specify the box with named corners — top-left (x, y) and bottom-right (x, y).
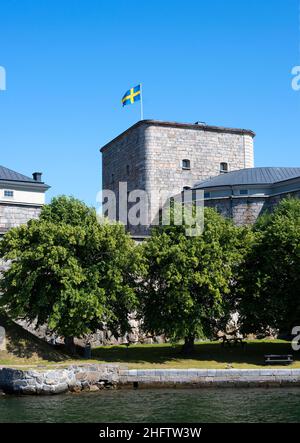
top-left (140, 83), bottom-right (144, 121)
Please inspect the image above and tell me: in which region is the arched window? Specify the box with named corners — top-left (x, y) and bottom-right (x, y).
top-left (220, 162), bottom-right (228, 173)
top-left (182, 159), bottom-right (191, 170)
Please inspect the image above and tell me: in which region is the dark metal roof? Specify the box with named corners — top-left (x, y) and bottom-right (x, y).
top-left (0, 165), bottom-right (50, 189)
top-left (100, 120), bottom-right (255, 153)
top-left (0, 165), bottom-right (36, 182)
top-left (194, 167), bottom-right (300, 189)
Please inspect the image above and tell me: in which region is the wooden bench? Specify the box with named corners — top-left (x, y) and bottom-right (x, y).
top-left (264, 354), bottom-right (294, 365)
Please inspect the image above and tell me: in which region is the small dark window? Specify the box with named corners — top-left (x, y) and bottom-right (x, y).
top-left (126, 165), bottom-right (130, 175)
top-left (111, 174), bottom-right (115, 183)
top-left (182, 159), bottom-right (191, 170)
top-left (220, 162), bottom-right (228, 173)
top-left (239, 189), bottom-right (248, 196)
top-left (204, 191), bottom-right (211, 199)
top-left (4, 190), bottom-right (14, 197)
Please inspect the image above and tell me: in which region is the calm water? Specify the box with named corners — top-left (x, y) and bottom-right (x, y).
top-left (1, 388), bottom-right (300, 423)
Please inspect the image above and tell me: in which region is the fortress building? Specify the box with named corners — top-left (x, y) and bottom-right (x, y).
top-left (101, 119), bottom-right (300, 237)
top-left (101, 119), bottom-right (255, 237)
top-left (194, 167), bottom-right (300, 225)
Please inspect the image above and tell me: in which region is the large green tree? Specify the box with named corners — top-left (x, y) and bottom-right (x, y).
top-left (237, 198), bottom-right (300, 336)
top-left (0, 196), bottom-right (141, 351)
top-left (138, 207), bottom-right (250, 352)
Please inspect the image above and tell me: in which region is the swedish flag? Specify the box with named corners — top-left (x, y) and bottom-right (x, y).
top-left (122, 84), bottom-right (141, 107)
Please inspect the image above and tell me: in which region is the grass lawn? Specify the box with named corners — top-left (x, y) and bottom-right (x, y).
top-left (0, 312), bottom-right (68, 367)
top-left (2, 339), bottom-right (300, 369)
top-left (91, 341), bottom-right (300, 369)
top-left (1, 311), bottom-right (299, 369)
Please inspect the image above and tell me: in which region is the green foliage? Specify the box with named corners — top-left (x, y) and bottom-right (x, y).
top-left (138, 207), bottom-right (250, 346)
top-left (3, 193), bottom-right (300, 346)
top-left (0, 196), bottom-right (140, 339)
top-left (237, 198), bottom-right (300, 335)
top-left (40, 195), bottom-right (98, 227)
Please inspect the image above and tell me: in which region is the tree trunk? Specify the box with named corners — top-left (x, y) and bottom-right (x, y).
top-left (64, 336), bottom-right (76, 355)
top-left (182, 335), bottom-right (195, 354)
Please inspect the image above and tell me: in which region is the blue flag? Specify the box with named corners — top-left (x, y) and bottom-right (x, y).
top-left (122, 84), bottom-right (141, 107)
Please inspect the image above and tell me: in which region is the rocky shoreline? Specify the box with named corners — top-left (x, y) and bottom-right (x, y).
top-left (1, 365), bottom-right (300, 395)
top-left (0, 364), bottom-right (119, 395)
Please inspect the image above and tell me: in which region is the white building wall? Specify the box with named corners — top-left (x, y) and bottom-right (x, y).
top-left (0, 186), bottom-right (45, 205)
top-left (0, 180), bottom-right (49, 236)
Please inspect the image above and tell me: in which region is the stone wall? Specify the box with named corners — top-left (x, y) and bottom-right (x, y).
top-left (267, 190), bottom-right (300, 210)
top-left (0, 203), bottom-right (42, 273)
top-left (119, 368), bottom-right (300, 388)
top-left (102, 123), bottom-right (148, 236)
top-left (231, 198), bottom-right (266, 225)
top-left (0, 203), bottom-right (41, 233)
top-left (205, 197), bottom-right (267, 225)
top-left (204, 190), bottom-right (300, 226)
top-left (144, 124), bottom-right (254, 225)
top-left (17, 316), bottom-right (165, 347)
top-left (2, 365), bottom-right (300, 395)
top-left (0, 364), bottom-right (120, 395)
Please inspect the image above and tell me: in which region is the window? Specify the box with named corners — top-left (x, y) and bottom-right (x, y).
top-left (126, 165), bottom-right (130, 175)
top-left (220, 162), bottom-right (228, 173)
top-left (4, 190), bottom-right (14, 198)
top-left (111, 174), bottom-right (115, 183)
top-left (204, 191), bottom-right (211, 199)
top-left (182, 159), bottom-right (191, 170)
top-left (239, 189), bottom-right (248, 195)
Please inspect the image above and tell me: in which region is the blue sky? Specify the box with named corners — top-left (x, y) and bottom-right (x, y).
top-left (0, 0), bottom-right (299, 206)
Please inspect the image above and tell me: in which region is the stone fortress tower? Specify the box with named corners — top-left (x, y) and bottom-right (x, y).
top-left (101, 120), bottom-right (255, 238)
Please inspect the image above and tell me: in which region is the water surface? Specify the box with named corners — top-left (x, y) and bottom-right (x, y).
top-left (1, 388), bottom-right (300, 423)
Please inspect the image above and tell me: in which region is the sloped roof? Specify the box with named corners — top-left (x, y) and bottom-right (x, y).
top-left (194, 167), bottom-right (300, 189)
top-left (0, 165), bottom-right (41, 184)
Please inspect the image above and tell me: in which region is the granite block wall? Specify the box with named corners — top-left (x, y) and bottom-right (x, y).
top-left (204, 191), bottom-right (300, 226)
top-left (0, 203), bottom-right (41, 273)
top-left (145, 125), bottom-right (254, 226)
top-left (102, 123), bottom-right (148, 236)
top-left (205, 197), bottom-right (267, 226)
top-left (0, 203), bottom-right (41, 233)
